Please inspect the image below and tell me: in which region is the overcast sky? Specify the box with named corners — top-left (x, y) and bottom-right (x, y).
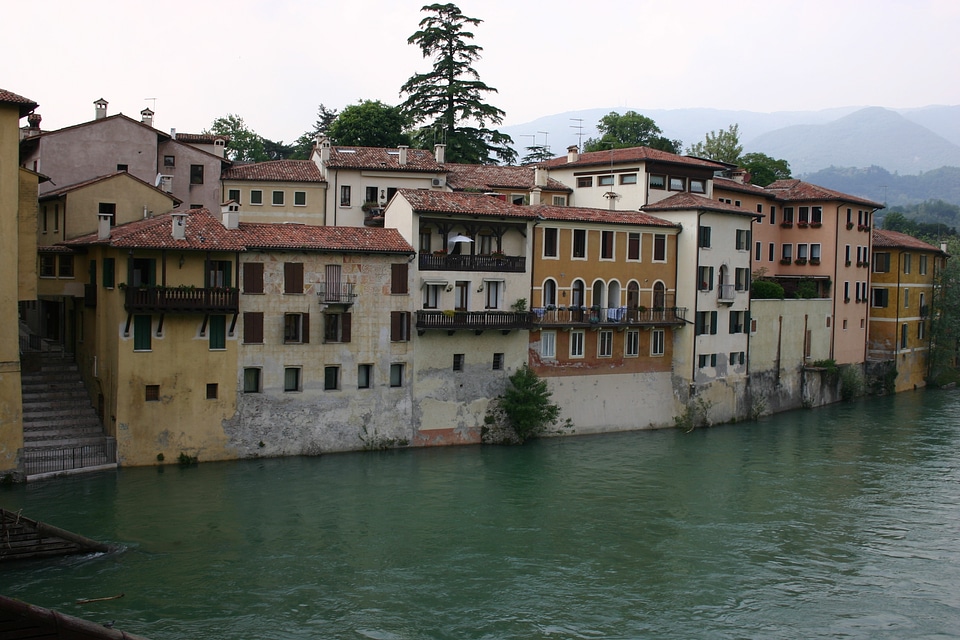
top-left (3, 0), bottom-right (958, 145)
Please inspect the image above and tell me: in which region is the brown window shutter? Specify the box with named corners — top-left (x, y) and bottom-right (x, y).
top-left (302, 312), bottom-right (310, 344)
top-left (342, 313), bottom-right (352, 343)
top-left (391, 263), bottom-right (408, 294)
top-left (391, 311), bottom-right (401, 342)
top-left (243, 312), bottom-right (263, 344)
top-left (243, 263), bottom-right (264, 294)
top-left (284, 263), bottom-right (303, 294)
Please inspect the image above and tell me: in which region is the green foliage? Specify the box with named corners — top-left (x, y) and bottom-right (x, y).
top-left (291, 104), bottom-right (339, 159)
top-left (810, 358), bottom-right (838, 372)
top-left (741, 152), bottom-right (792, 186)
top-left (881, 201), bottom-right (960, 238)
top-left (751, 279), bottom-right (785, 299)
top-left (521, 144), bottom-right (554, 165)
top-left (583, 111), bottom-right (681, 154)
top-left (674, 397), bottom-right (714, 432)
top-left (327, 100), bottom-right (411, 148)
top-left (795, 278), bottom-right (818, 299)
top-left (928, 234), bottom-right (960, 383)
top-left (686, 124), bottom-right (743, 165)
top-left (207, 114), bottom-right (295, 161)
top-left (482, 365), bottom-right (563, 444)
top-left (839, 365), bottom-right (865, 401)
top-left (359, 424), bottom-right (409, 450)
top-left (177, 452), bottom-right (198, 466)
top-left (400, 3), bottom-right (515, 164)
top-left (804, 165), bottom-right (960, 210)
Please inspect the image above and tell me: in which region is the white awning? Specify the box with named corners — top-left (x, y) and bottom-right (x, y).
top-left (421, 278), bottom-right (449, 288)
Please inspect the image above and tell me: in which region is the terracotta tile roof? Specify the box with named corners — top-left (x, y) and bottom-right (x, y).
top-left (325, 146), bottom-right (442, 172)
top-left (872, 229), bottom-right (947, 255)
top-left (0, 88), bottom-right (38, 116)
top-left (24, 113), bottom-right (171, 141)
top-left (39, 171), bottom-right (182, 205)
top-left (640, 192), bottom-right (760, 218)
top-left (445, 164), bottom-right (572, 193)
top-left (532, 204), bottom-right (678, 228)
top-left (539, 146), bottom-right (726, 171)
top-left (63, 209), bottom-right (413, 255)
top-left (765, 179), bottom-right (884, 208)
top-left (713, 176), bottom-right (773, 197)
top-left (397, 189), bottom-right (538, 219)
top-left (221, 160), bottom-right (325, 183)
top-left (173, 132), bottom-right (230, 144)
top-left (239, 223), bottom-right (413, 254)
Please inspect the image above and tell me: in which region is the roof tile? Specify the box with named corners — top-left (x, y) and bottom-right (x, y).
top-left (397, 189), bottom-right (538, 219)
top-left (641, 192), bottom-right (759, 217)
top-left (221, 160), bottom-right (325, 183)
top-left (539, 146), bottom-right (726, 171)
top-left (872, 229), bottom-right (947, 254)
top-left (765, 179), bottom-right (883, 208)
top-left (325, 146), bottom-right (442, 172)
top-left (445, 164), bottom-right (571, 192)
top-left (532, 204), bottom-right (678, 227)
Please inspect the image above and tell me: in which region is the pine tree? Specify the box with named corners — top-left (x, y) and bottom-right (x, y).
top-left (400, 3), bottom-right (516, 164)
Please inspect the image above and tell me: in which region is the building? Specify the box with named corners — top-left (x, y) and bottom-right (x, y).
top-left (868, 229), bottom-right (947, 391)
top-left (220, 160), bottom-right (326, 224)
top-left (445, 164), bottom-right (572, 206)
top-left (527, 203), bottom-right (684, 432)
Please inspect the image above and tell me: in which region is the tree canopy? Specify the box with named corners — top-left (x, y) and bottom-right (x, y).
top-left (327, 100), bottom-right (411, 148)
top-left (207, 114), bottom-right (297, 161)
top-left (400, 3), bottom-right (515, 164)
top-left (291, 104), bottom-right (339, 159)
top-left (741, 152), bottom-right (792, 187)
top-left (686, 124), bottom-right (743, 165)
top-left (583, 111), bottom-right (681, 154)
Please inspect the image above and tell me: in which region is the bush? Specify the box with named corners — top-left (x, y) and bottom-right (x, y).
top-left (751, 279), bottom-right (784, 299)
top-left (795, 278), bottom-right (818, 299)
top-left (840, 365), bottom-right (865, 401)
top-left (483, 365), bottom-right (564, 444)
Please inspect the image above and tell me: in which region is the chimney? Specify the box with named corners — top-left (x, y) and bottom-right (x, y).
top-left (171, 213), bottom-right (188, 240)
top-left (97, 214), bottom-right (112, 240)
top-left (530, 187), bottom-right (542, 206)
top-left (730, 168), bottom-right (749, 184)
top-left (140, 108), bottom-right (155, 127)
top-left (434, 143), bottom-right (445, 164)
top-left (566, 145), bottom-right (579, 163)
top-left (26, 113), bottom-right (41, 136)
top-left (534, 166), bottom-right (547, 186)
top-left (213, 138), bottom-right (226, 158)
top-left (398, 145), bottom-right (408, 166)
top-left (222, 211), bottom-right (240, 229)
top-left (170, 128), bottom-right (177, 140)
top-left (94, 98), bottom-right (108, 120)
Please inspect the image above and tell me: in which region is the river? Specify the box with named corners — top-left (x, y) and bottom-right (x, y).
top-left (3, 390), bottom-right (960, 639)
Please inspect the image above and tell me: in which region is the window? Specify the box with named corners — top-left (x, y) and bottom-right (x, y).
top-left (651, 329), bottom-right (665, 356)
top-left (284, 367), bottom-right (301, 392)
top-left (769, 205), bottom-right (776, 225)
top-left (294, 191), bottom-right (306, 206)
top-left (654, 234), bottom-right (666, 261)
top-left (601, 231), bottom-right (614, 260)
top-left (872, 252), bottom-right (890, 273)
top-left (272, 191), bottom-right (284, 206)
top-left (540, 331), bottom-right (556, 359)
top-left (228, 188), bottom-right (240, 204)
top-left (243, 368), bottom-right (261, 393)
top-left (797, 244), bottom-right (808, 261)
top-left (872, 288), bottom-right (889, 307)
top-left (103, 258), bottom-right (115, 288)
top-left (695, 311), bottom-right (718, 335)
top-left (58, 255), bottom-right (74, 278)
top-left (358, 364), bottom-right (372, 389)
top-left (207, 260), bottom-right (232, 288)
top-left (783, 207), bottom-right (794, 223)
top-left (811, 244), bottom-right (821, 263)
top-left (145, 385), bottom-right (160, 402)
top-left (649, 174), bottom-right (665, 189)
top-left (901, 323), bottom-right (909, 349)
top-left (812, 206), bottom-right (822, 224)
top-left (511, 193), bottom-right (527, 205)
top-left (919, 320), bottom-right (926, 340)
top-left (570, 331), bottom-right (585, 358)
top-left (284, 313), bottom-right (309, 344)
top-left (479, 235), bottom-right (493, 255)
top-left (698, 226), bottom-right (711, 248)
top-left (163, 155), bottom-right (175, 167)
top-left (627, 233), bottom-right (641, 261)
top-left (571, 279), bottom-right (585, 308)
top-left (340, 185), bottom-right (351, 206)
top-left (729, 310), bottom-right (747, 334)
top-left (769, 243), bottom-right (775, 262)
top-left (41, 205), bottom-right (47, 233)
top-left (250, 190), bottom-right (263, 205)
top-left (782, 244), bottom-right (793, 261)
top-left (698, 354), bottom-right (717, 369)
top-left (755, 241), bottom-right (762, 262)
top-left (625, 329), bottom-right (640, 357)
top-left (920, 255), bottom-right (928, 275)
top-left (620, 173), bottom-right (638, 185)
top-left (284, 262), bottom-right (303, 294)
top-left (552, 195), bottom-right (567, 206)
top-left (735, 268), bottom-right (750, 291)
top-left (209, 315), bottom-right (226, 350)
top-left (243, 312), bottom-right (264, 343)
top-left (134, 315), bottom-right (152, 351)
top-left (324, 366), bottom-right (340, 391)
top-left (391, 263), bottom-right (409, 294)
top-left (698, 266), bottom-right (714, 291)
top-left (453, 354), bottom-right (465, 371)
top-left (206, 383), bottom-right (218, 400)
top-left (543, 228), bottom-right (559, 258)
top-left (493, 353), bottom-right (505, 370)
top-left (190, 164), bottom-right (204, 185)
top-left (485, 280), bottom-right (503, 309)
top-left (542, 279), bottom-right (557, 307)
top-left (390, 363), bottom-right (404, 387)
top-left (669, 177), bottom-right (685, 191)
top-left (391, 311), bottom-right (411, 342)
top-left (577, 176), bottom-right (593, 188)
top-left (323, 312), bottom-right (351, 343)
top-left (903, 253), bottom-right (912, 274)
top-left (243, 263), bottom-right (264, 294)
top-left (455, 281), bottom-right (469, 311)
top-left (844, 281), bottom-right (850, 302)
top-left (419, 231), bottom-right (432, 253)
top-left (99, 202), bottom-right (116, 226)
top-left (572, 229), bottom-right (587, 258)
top-left (729, 352), bottom-right (745, 366)
top-left (598, 175), bottom-right (614, 186)
top-left (845, 245), bottom-right (852, 264)
top-left (735, 229), bottom-right (750, 251)
top-left (798, 206), bottom-right (809, 224)
top-left (423, 283), bottom-right (442, 309)
top-left (904, 288), bottom-right (910, 308)
top-left (598, 330), bottom-right (613, 357)
top-left (689, 179), bottom-right (706, 194)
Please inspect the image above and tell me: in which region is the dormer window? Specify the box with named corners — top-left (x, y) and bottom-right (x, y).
top-left (649, 174), bottom-right (665, 189)
top-left (689, 179), bottom-right (706, 194)
top-left (669, 177), bottom-right (685, 191)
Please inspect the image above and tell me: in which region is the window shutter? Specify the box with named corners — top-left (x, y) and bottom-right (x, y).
top-left (695, 313), bottom-right (703, 335)
top-left (711, 311), bottom-right (718, 335)
top-left (729, 310), bottom-right (737, 334)
top-left (709, 267), bottom-right (715, 291)
top-left (243, 263), bottom-right (264, 294)
top-left (391, 263), bottom-right (408, 294)
top-left (342, 313), bottom-right (352, 343)
top-left (284, 263), bottom-right (303, 294)
top-left (391, 311), bottom-right (402, 341)
top-left (743, 311), bottom-right (751, 333)
top-left (243, 312), bottom-right (263, 344)
top-left (302, 312), bottom-right (310, 344)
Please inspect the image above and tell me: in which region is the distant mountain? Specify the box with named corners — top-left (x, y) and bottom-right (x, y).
top-left (803, 166), bottom-right (960, 209)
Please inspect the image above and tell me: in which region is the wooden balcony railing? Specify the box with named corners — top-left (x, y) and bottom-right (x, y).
top-left (416, 310), bottom-right (533, 332)
top-left (124, 286), bottom-right (239, 313)
top-left (419, 253), bottom-right (526, 272)
top-left (316, 281), bottom-right (357, 305)
top-left (532, 306), bottom-right (687, 327)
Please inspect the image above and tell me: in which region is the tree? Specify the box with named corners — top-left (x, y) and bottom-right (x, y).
top-left (520, 144), bottom-right (554, 165)
top-left (207, 114), bottom-right (268, 162)
top-left (583, 111), bottom-right (681, 154)
top-left (927, 235), bottom-right (960, 385)
top-left (741, 152), bottom-right (792, 187)
top-left (327, 100), bottom-right (411, 148)
top-left (400, 3), bottom-right (516, 164)
top-left (686, 124), bottom-right (743, 164)
top-left (291, 104), bottom-right (339, 159)
top-left (482, 365), bottom-right (563, 444)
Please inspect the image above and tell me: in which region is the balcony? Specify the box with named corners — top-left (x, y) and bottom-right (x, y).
top-left (124, 286), bottom-right (239, 314)
top-left (718, 284), bottom-right (736, 304)
top-left (419, 253), bottom-right (526, 273)
top-left (532, 306), bottom-right (687, 327)
top-left (416, 310), bottom-right (533, 334)
top-left (316, 281), bottom-right (357, 305)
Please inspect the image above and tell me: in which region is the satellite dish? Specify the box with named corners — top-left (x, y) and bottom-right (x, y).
top-left (154, 173), bottom-right (163, 187)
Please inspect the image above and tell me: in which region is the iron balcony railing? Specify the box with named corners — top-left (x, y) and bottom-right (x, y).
top-left (419, 253), bottom-right (526, 273)
top-left (316, 281), bottom-right (357, 305)
top-left (416, 310), bottom-right (533, 332)
top-left (532, 306), bottom-right (687, 327)
top-left (124, 286), bottom-right (239, 314)
top-left (22, 439), bottom-right (117, 477)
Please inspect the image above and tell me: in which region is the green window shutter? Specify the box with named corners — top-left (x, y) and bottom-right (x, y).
top-left (134, 315), bottom-right (152, 350)
top-left (209, 315), bottom-right (226, 349)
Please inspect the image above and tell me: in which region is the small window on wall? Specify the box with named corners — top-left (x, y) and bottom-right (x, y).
top-left (243, 368), bottom-right (261, 393)
top-left (453, 354), bottom-right (465, 371)
top-left (228, 189), bottom-right (241, 204)
top-left (649, 175), bottom-right (665, 190)
top-left (250, 190), bottom-right (263, 205)
top-left (324, 366), bottom-right (340, 391)
top-left (190, 164), bottom-right (204, 185)
top-left (492, 353), bottom-right (504, 370)
top-left (206, 383), bottom-right (218, 400)
top-left (552, 195), bottom-right (567, 206)
top-left (651, 329), bottom-right (665, 356)
top-left (669, 177), bottom-right (685, 191)
top-left (272, 191), bottom-right (284, 205)
top-left (689, 179), bottom-right (706, 194)
top-left (598, 175), bottom-right (614, 186)
top-left (284, 367), bottom-right (301, 392)
top-left (654, 234), bottom-right (666, 261)
top-left (577, 176), bottom-right (593, 188)
top-left (572, 229), bottom-right (587, 258)
top-left (358, 364), bottom-right (372, 389)
top-left (620, 173), bottom-right (638, 185)
top-left (294, 191), bottom-right (306, 206)
top-left (145, 385), bottom-right (160, 402)
top-left (543, 228), bottom-right (559, 258)
top-left (390, 363), bottom-right (404, 387)
top-left (164, 155), bottom-right (175, 167)
top-left (58, 255), bottom-right (74, 278)
top-left (209, 315), bottom-right (226, 350)
top-left (540, 331), bottom-right (556, 359)
top-left (340, 185), bottom-right (352, 206)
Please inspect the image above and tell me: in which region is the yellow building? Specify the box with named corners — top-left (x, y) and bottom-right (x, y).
top-left (220, 160), bottom-right (327, 225)
top-left (445, 164), bottom-right (572, 206)
top-left (868, 229), bottom-right (947, 391)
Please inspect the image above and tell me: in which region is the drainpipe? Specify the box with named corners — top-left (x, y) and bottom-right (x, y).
top-left (832, 204), bottom-right (842, 360)
top-left (864, 207), bottom-right (878, 365)
top-left (895, 250), bottom-right (903, 358)
top-left (332, 169), bottom-right (339, 227)
top-left (691, 210), bottom-right (705, 386)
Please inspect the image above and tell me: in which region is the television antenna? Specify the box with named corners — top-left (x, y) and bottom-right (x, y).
top-left (570, 118), bottom-right (584, 152)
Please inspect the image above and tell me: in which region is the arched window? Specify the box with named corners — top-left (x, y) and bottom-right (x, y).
top-left (592, 280), bottom-right (605, 309)
top-left (627, 281), bottom-right (640, 309)
top-left (607, 280), bottom-right (622, 309)
top-left (543, 278), bottom-right (557, 307)
top-left (654, 281), bottom-right (666, 309)
top-left (571, 279), bottom-right (585, 308)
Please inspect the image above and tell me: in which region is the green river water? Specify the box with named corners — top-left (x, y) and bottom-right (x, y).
top-left (3, 390), bottom-right (960, 639)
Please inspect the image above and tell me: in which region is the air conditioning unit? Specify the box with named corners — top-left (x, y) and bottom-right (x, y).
top-left (431, 176), bottom-right (445, 188)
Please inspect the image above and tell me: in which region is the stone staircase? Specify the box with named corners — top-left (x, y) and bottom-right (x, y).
top-left (20, 351), bottom-right (116, 479)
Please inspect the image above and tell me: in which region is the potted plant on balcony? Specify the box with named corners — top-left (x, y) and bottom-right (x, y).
top-left (490, 249), bottom-right (506, 258)
top-left (811, 222), bottom-right (822, 228)
top-left (432, 248), bottom-right (447, 256)
top-left (810, 258), bottom-right (821, 265)
top-left (797, 221), bottom-right (808, 228)
top-left (780, 258), bottom-right (792, 265)
top-left (795, 257), bottom-right (807, 265)
top-left (780, 221), bottom-right (793, 228)
top-left (846, 222), bottom-right (855, 230)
